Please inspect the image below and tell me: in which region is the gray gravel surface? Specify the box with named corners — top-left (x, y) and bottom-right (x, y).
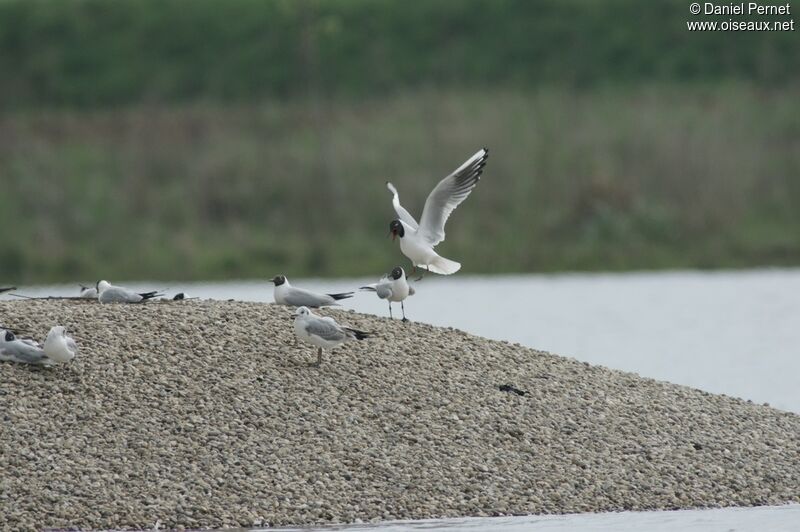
top-left (1, 300), bottom-right (798, 530)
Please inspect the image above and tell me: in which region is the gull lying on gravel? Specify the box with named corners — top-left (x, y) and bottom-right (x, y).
top-left (292, 306), bottom-right (369, 366)
top-left (78, 284), bottom-right (98, 298)
top-left (97, 280), bottom-right (162, 304)
top-left (43, 326), bottom-right (79, 363)
top-left (0, 326), bottom-right (78, 365)
top-left (388, 147), bottom-right (488, 277)
top-left (360, 266), bottom-right (415, 321)
top-left (271, 275), bottom-right (353, 308)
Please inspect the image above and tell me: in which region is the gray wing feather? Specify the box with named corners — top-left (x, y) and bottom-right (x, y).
top-left (0, 341), bottom-right (51, 364)
top-left (418, 148), bottom-right (488, 246)
top-left (100, 287), bottom-right (141, 303)
top-left (66, 338), bottom-right (78, 353)
top-left (375, 282), bottom-right (393, 300)
top-left (305, 317), bottom-right (347, 342)
top-left (284, 287), bottom-right (334, 308)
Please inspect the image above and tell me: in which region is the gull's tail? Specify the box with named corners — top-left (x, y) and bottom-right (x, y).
top-left (327, 292), bottom-right (354, 301)
top-left (344, 328), bottom-right (370, 341)
top-left (0, 286), bottom-right (16, 294)
top-left (424, 255), bottom-right (461, 275)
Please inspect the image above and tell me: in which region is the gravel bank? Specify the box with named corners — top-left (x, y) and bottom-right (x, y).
top-left (1, 299), bottom-right (798, 530)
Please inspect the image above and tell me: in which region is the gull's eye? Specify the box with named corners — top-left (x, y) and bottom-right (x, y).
top-left (5, 331), bottom-right (14, 341)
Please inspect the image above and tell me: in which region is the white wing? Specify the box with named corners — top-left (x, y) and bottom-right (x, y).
top-left (386, 182), bottom-right (419, 230)
top-left (418, 148), bottom-right (488, 246)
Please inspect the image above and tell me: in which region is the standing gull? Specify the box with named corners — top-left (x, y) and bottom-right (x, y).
top-left (292, 306), bottom-right (369, 366)
top-left (360, 266), bottom-right (415, 321)
top-left (96, 280), bottom-right (162, 304)
top-left (271, 275), bottom-right (353, 308)
top-left (387, 147), bottom-right (488, 277)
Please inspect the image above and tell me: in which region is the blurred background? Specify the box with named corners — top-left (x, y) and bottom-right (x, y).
top-left (1, 0), bottom-right (799, 283)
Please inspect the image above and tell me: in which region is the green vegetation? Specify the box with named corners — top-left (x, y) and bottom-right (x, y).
top-left (1, 0), bottom-right (798, 282)
top-left (1, 0), bottom-right (798, 108)
top-left (2, 85), bottom-right (799, 283)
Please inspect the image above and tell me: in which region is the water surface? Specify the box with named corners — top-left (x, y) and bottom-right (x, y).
top-left (266, 504), bottom-right (800, 532)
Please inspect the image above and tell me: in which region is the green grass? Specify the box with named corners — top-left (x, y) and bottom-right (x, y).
top-left (1, 0), bottom-right (798, 108)
top-left (1, 84), bottom-right (799, 283)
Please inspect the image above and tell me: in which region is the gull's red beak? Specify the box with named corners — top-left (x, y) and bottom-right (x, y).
top-left (390, 231), bottom-right (396, 241)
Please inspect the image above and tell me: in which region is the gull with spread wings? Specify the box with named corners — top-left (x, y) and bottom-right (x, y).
top-left (387, 147), bottom-right (488, 278)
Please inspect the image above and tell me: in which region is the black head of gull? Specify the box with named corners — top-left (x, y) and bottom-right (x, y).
top-left (389, 220), bottom-right (404, 240)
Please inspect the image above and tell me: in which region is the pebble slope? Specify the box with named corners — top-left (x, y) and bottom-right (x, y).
top-left (1, 300), bottom-right (798, 530)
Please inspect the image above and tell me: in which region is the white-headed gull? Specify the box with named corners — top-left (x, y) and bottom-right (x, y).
top-left (97, 280), bottom-right (161, 304)
top-left (43, 326), bottom-right (79, 363)
top-left (292, 306), bottom-right (369, 366)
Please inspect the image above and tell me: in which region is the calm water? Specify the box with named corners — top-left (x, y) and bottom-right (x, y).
top-left (267, 504), bottom-right (800, 532)
top-left (12, 268), bottom-right (798, 412)
top-left (7, 269), bottom-right (799, 531)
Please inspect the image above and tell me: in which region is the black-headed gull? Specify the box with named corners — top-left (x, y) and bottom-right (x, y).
top-left (0, 329), bottom-right (50, 365)
top-left (292, 306), bottom-right (369, 366)
top-left (78, 284), bottom-right (98, 299)
top-left (96, 280), bottom-right (161, 304)
top-left (0, 326), bottom-right (78, 365)
top-left (270, 275), bottom-right (353, 308)
top-left (360, 266), bottom-right (415, 321)
top-left (387, 147), bottom-right (488, 277)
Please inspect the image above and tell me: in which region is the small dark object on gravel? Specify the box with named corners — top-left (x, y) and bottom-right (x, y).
top-left (499, 384), bottom-right (527, 396)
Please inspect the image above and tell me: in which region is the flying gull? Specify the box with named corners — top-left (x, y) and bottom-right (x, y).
top-left (387, 147), bottom-right (488, 277)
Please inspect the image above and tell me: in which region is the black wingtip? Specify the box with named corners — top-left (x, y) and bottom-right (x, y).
top-left (328, 292), bottom-right (354, 300)
top-left (347, 328), bottom-right (370, 340)
top-left (139, 291), bottom-right (164, 300)
top-left (359, 286), bottom-right (377, 292)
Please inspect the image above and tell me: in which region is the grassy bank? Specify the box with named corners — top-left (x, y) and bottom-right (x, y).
top-left (1, 0), bottom-right (797, 108)
top-left (2, 84), bottom-right (799, 283)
